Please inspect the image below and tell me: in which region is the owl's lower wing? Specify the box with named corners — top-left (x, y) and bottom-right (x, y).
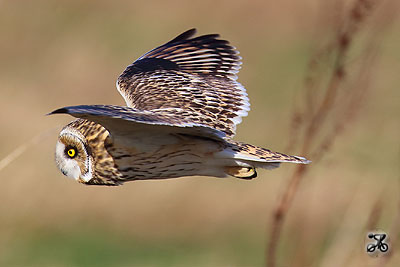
top-left (48, 104), bottom-right (226, 141)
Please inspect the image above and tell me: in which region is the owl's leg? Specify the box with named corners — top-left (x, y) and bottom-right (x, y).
top-left (224, 166), bottom-right (257, 179)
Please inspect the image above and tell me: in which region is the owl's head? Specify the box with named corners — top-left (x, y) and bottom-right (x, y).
top-left (55, 126), bottom-right (94, 183)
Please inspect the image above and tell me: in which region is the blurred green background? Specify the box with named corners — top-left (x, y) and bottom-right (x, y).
top-left (0, 0), bottom-right (399, 266)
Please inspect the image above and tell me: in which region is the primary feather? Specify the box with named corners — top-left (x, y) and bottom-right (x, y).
top-left (116, 28), bottom-right (249, 137)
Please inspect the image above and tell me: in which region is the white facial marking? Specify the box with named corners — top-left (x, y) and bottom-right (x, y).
top-left (80, 156), bottom-right (93, 182)
top-left (55, 127), bottom-right (93, 183)
top-left (55, 141), bottom-right (81, 180)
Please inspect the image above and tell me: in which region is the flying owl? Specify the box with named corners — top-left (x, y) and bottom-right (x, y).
top-left (49, 29), bottom-right (310, 186)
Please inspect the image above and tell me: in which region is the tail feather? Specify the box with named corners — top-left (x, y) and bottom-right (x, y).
top-left (214, 141), bottom-right (310, 179)
top-left (226, 142), bottom-right (311, 165)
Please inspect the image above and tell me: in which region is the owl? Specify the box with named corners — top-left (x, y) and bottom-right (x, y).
top-left (49, 29), bottom-right (310, 186)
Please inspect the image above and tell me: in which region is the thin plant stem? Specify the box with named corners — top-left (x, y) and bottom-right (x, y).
top-left (265, 1), bottom-right (378, 266)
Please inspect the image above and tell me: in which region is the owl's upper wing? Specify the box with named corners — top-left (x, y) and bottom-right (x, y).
top-left (49, 105), bottom-right (226, 141)
top-left (116, 28), bottom-right (249, 138)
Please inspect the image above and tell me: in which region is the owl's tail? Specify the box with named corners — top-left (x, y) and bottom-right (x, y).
top-left (214, 141), bottom-right (310, 179)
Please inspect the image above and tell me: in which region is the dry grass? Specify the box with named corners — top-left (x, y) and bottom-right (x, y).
top-left (0, 0), bottom-right (399, 266)
top-left (266, 1), bottom-right (399, 266)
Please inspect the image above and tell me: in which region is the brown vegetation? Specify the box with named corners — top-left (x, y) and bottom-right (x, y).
top-left (0, 0), bottom-right (398, 266)
top-left (267, 0), bottom-right (399, 266)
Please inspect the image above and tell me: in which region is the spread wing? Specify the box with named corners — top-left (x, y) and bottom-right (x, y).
top-left (116, 28), bottom-right (250, 138)
top-left (49, 105), bottom-right (226, 141)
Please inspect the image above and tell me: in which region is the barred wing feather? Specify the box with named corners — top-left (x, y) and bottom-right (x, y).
top-left (116, 29), bottom-right (250, 138)
top-left (49, 105), bottom-right (226, 141)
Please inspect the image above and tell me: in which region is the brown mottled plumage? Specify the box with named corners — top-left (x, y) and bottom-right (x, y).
top-left (50, 29), bottom-right (310, 186)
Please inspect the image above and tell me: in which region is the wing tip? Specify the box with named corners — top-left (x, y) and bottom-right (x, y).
top-left (167, 28), bottom-right (197, 44)
top-left (293, 155), bottom-right (312, 164)
top-left (47, 107), bottom-right (69, 116)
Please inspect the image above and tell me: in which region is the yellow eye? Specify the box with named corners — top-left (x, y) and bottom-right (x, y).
top-left (66, 148), bottom-right (76, 158)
